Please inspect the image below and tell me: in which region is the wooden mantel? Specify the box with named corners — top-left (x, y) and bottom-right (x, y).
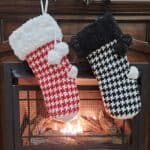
top-left (0, 0), bottom-right (150, 15)
top-left (0, 0), bottom-right (150, 62)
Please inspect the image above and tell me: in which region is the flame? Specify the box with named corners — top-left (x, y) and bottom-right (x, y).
top-left (54, 123), bottom-right (58, 131)
top-left (92, 116), bottom-right (97, 120)
top-left (60, 120), bottom-right (83, 135)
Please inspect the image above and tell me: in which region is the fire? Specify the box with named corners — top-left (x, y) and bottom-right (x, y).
top-left (54, 123), bottom-right (58, 131)
top-left (92, 116), bottom-right (97, 120)
top-left (60, 120), bottom-right (83, 135)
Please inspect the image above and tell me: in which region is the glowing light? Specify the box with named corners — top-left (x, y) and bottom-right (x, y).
top-left (54, 123), bottom-right (58, 131)
top-left (60, 120), bottom-right (83, 135)
top-left (92, 116), bottom-right (97, 120)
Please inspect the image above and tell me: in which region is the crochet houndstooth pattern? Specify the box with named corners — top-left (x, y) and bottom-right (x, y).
top-left (87, 40), bottom-right (141, 119)
top-left (26, 41), bottom-right (79, 118)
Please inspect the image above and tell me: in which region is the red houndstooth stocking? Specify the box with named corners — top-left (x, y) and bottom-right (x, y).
top-left (9, 6), bottom-right (80, 121)
top-left (26, 41), bottom-right (80, 121)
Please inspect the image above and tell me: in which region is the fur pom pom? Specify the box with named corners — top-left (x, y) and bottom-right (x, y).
top-left (55, 42), bottom-right (69, 56)
top-left (127, 66), bottom-right (139, 80)
top-left (47, 42), bottom-right (69, 65)
top-left (68, 65), bottom-right (78, 79)
top-left (47, 50), bottom-right (62, 64)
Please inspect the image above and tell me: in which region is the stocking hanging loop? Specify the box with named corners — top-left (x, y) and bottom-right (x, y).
top-left (41, 0), bottom-right (49, 14)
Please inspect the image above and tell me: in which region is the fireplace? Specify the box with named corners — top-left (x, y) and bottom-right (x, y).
top-left (1, 61), bottom-right (150, 150)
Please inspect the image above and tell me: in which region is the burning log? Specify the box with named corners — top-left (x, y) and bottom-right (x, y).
top-left (32, 117), bottom-right (64, 136)
top-left (31, 115), bottom-right (104, 136)
top-left (98, 111), bottom-right (115, 134)
top-left (31, 137), bottom-right (79, 146)
top-left (21, 115), bottom-right (130, 146)
top-left (80, 116), bottom-right (103, 133)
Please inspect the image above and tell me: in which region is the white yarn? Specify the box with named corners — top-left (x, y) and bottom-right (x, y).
top-left (40, 0), bottom-right (49, 14)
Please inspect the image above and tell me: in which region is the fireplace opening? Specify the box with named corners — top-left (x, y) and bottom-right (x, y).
top-left (2, 62), bottom-right (150, 150)
top-left (17, 78), bottom-right (133, 149)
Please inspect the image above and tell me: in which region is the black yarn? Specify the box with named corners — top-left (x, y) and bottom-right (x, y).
top-left (114, 34), bottom-right (133, 57)
top-left (121, 34), bottom-right (133, 46)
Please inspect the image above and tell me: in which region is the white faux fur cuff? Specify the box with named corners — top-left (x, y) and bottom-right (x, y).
top-left (9, 13), bottom-right (63, 60)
